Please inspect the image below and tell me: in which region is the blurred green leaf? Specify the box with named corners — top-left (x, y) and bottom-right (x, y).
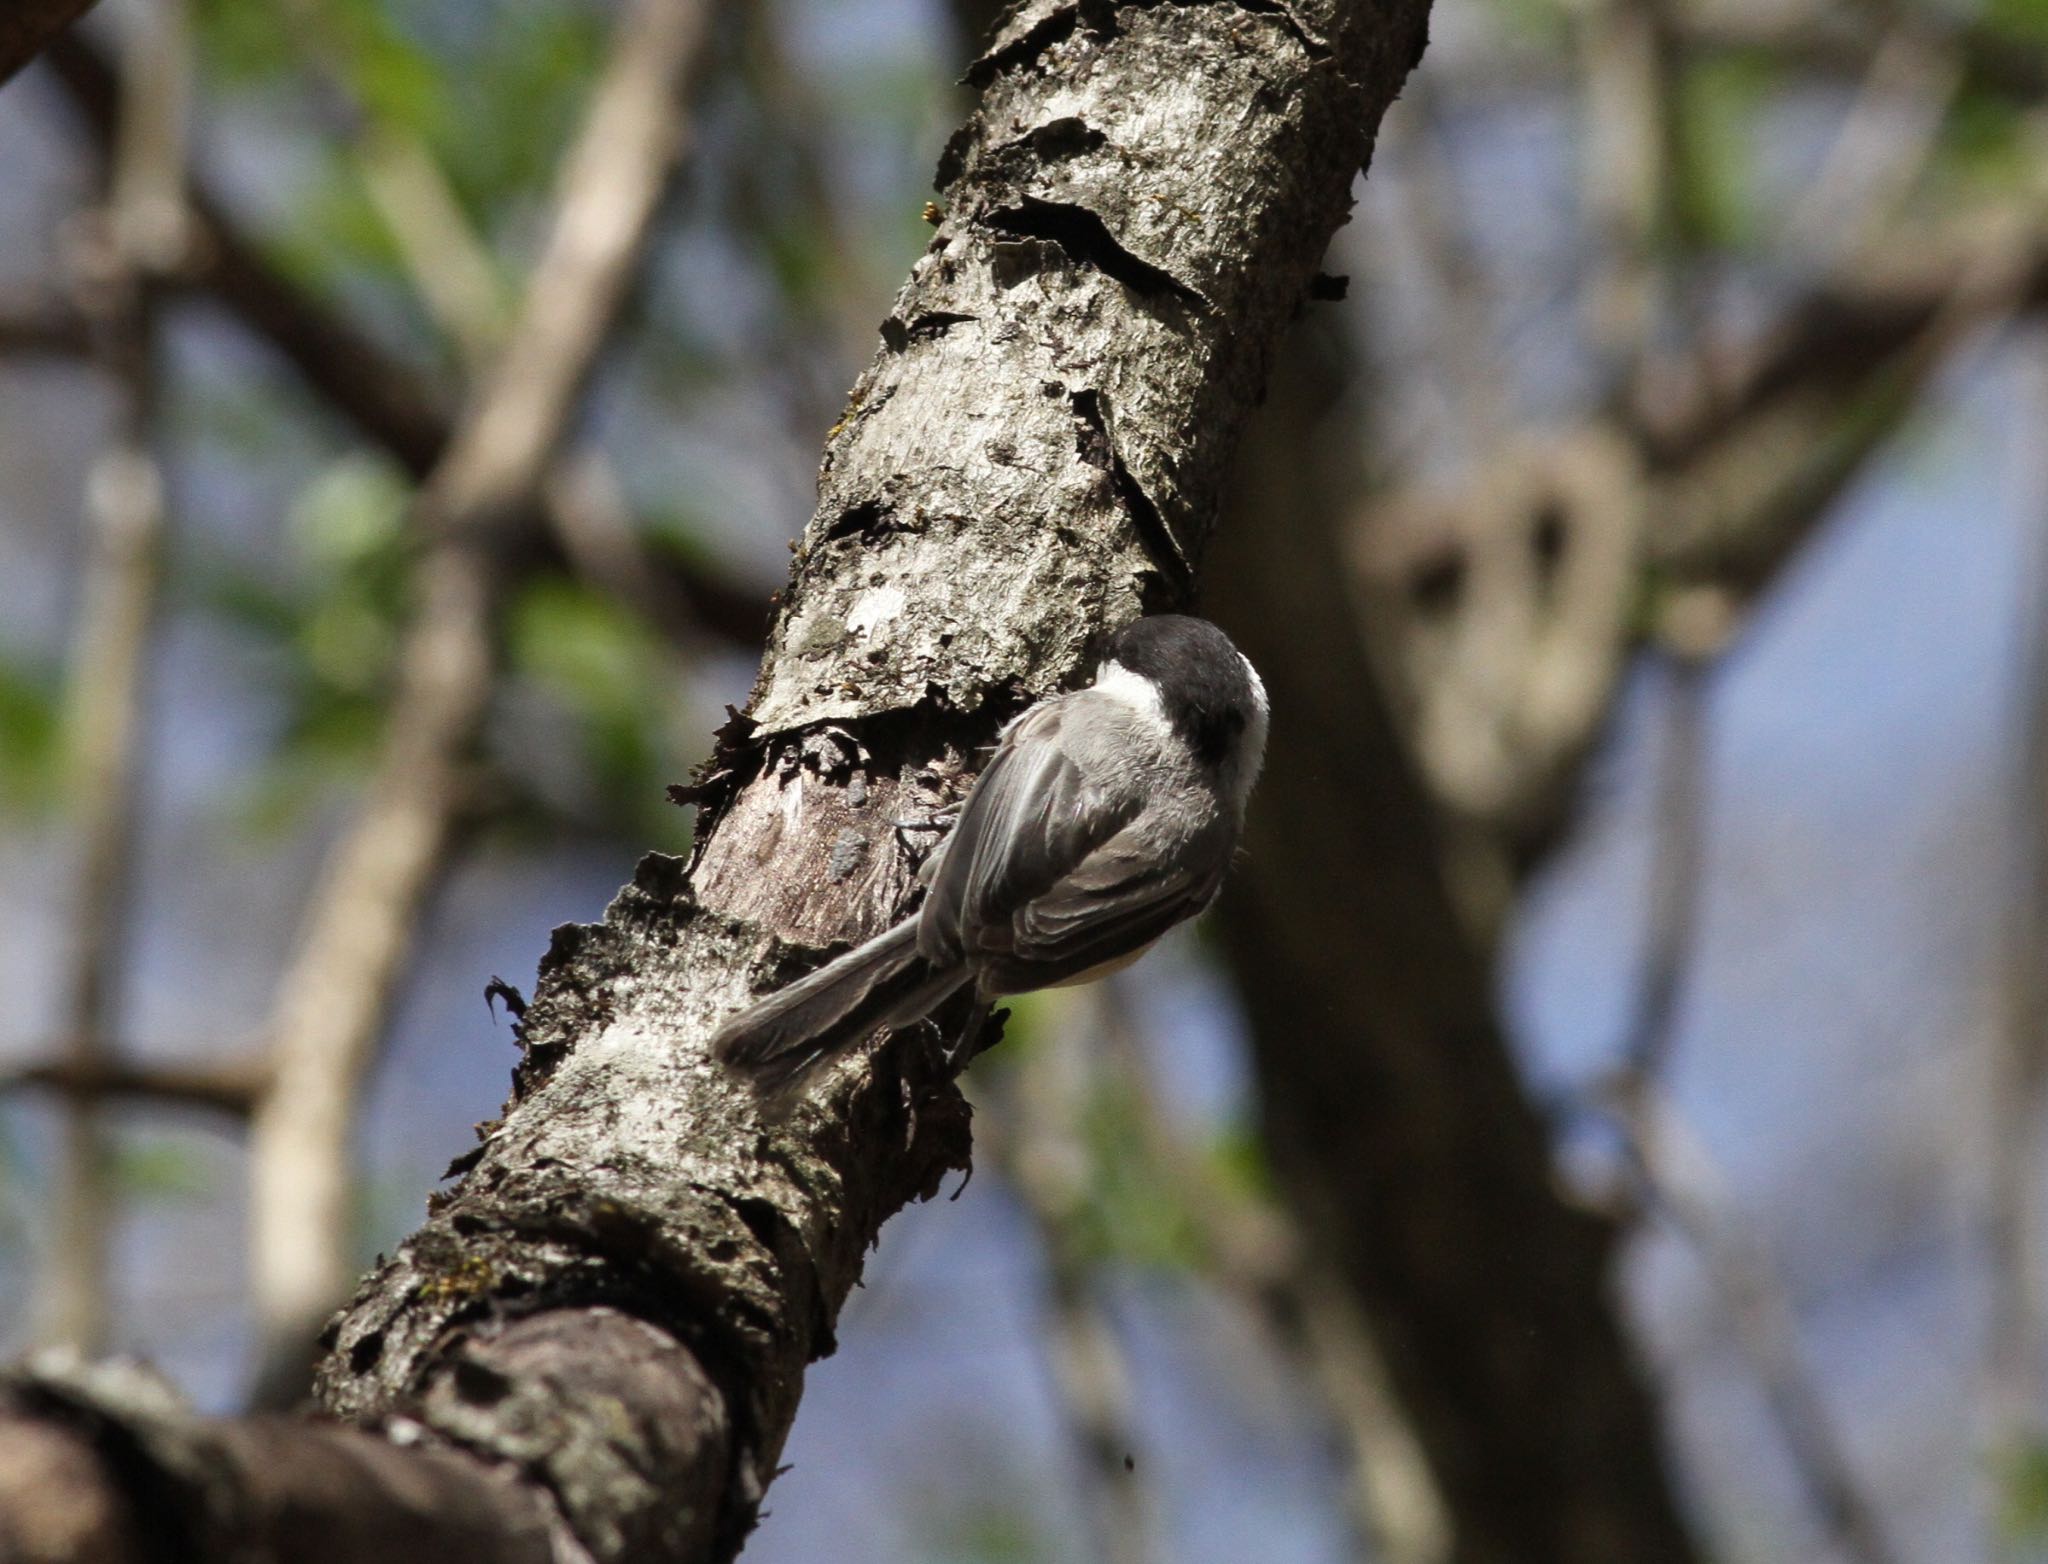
top-left (977, 990), bottom-right (1052, 1072)
top-left (1478, 0), bottom-right (1573, 47)
top-left (1998, 1440), bottom-right (2048, 1545)
top-left (111, 1137), bottom-right (217, 1202)
top-left (1674, 55), bottom-right (1776, 251)
top-left (329, 0), bottom-right (447, 137)
top-left (193, 0), bottom-right (296, 81)
top-left (1984, 0), bottom-right (2048, 46)
top-left (188, 454), bottom-right (417, 829)
top-left (1068, 1080), bottom-right (1205, 1273)
top-left (505, 574), bottom-right (685, 837)
top-left (275, 158), bottom-right (418, 285)
top-left (287, 451), bottom-right (408, 560)
top-left (921, 1498), bottom-right (1048, 1564)
top-left (1935, 86), bottom-right (2032, 191)
top-left (1205, 1119), bottom-right (1275, 1206)
top-left (0, 654), bottom-right (61, 813)
top-left (445, 5), bottom-right (609, 207)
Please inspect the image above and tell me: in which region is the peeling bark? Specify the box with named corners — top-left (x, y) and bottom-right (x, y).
top-left (0, 3), bottom-right (1432, 1559)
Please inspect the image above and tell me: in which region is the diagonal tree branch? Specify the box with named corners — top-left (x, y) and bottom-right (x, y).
top-left (41, 33), bottom-right (450, 476)
top-left (0, 3), bottom-right (1434, 1557)
top-left (1088, 978), bottom-right (1452, 1564)
top-left (1355, 205), bottom-right (2048, 879)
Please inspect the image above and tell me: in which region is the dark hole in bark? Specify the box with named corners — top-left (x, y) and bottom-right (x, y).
top-left (824, 501), bottom-right (890, 542)
top-left (883, 311), bottom-right (976, 352)
top-left (731, 1196), bottom-right (788, 1256)
top-left (987, 197), bottom-right (1209, 311)
top-left (347, 1329), bottom-right (385, 1376)
top-left (1026, 116), bottom-right (1107, 159)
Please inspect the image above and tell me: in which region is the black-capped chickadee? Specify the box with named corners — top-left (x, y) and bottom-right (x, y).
top-left (716, 615), bottom-right (1268, 1089)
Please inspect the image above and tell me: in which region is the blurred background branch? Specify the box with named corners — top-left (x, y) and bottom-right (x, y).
top-left (1986, 345), bottom-right (2048, 1545)
top-left (35, 0), bottom-right (191, 1357)
top-left (242, 0), bottom-right (722, 1402)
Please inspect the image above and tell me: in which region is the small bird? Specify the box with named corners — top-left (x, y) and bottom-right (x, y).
top-left (716, 614), bottom-right (1268, 1090)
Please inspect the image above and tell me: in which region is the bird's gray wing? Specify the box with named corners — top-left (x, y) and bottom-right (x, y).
top-left (919, 700), bottom-right (1137, 967)
top-left (984, 827), bottom-right (1222, 989)
top-left (921, 700), bottom-right (1224, 989)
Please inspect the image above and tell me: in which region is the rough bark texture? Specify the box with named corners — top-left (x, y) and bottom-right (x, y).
top-left (0, 5), bottom-right (1432, 1560)
top-left (1207, 324), bottom-right (1703, 1564)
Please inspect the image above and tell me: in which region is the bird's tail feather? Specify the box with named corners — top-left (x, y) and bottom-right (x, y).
top-left (715, 920), bottom-right (971, 1092)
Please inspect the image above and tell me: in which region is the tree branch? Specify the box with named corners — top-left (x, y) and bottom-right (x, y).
top-left (0, 294), bottom-right (92, 357)
top-left (1579, 644), bottom-right (1903, 1564)
top-left (0, 4), bottom-right (1433, 1558)
top-left (973, 1005), bottom-right (1155, 1564)
top-left (1091, 981), bottom-right (1453, 1564)
top-left (2, 1057), bottom-right (267, 1119)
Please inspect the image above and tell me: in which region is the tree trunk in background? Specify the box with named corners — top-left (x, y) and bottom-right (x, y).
top-left (0, 4), bottom-right (1434, 1559)
top-left (1208, 319), bottom-right (1703, 1564)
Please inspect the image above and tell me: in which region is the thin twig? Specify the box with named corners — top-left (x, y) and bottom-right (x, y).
top-left (1780, 25), bottom-right (1960, 271)
top-left (1379, 79), bottom-right (1510, 462)
top-left (0, 295), bottom-right (92, 356)
top-left (35, 0), bottom-right (190, 1357)
top-left (283, 22), bottom-right (711, 666)
top-left (3, 1057), bottom-right (268, 1119)
top-left (974, 1009), bottom-right (1157, 1564)
top-left (1577, 0), bottom-right (1682, 400)
top-left (1089, 985), bottom-right (1449, 1564)
top-left (1622, 1096), bottom-right (1906, 1564)
top-left (1985, 348), bottom-right (2048, 1496)
top-left (1594, 647), bottom-right (1904, 1564)
top-left (242, 0), bottom-right (721, 1404)
top-left (1615, 652), bottom-right (1711, 1085)
top-left (273, 0), bottom-right (511, 373)
top-left (1650, 202), bottom-right (2048, 598)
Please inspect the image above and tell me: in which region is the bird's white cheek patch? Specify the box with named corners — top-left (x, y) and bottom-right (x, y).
top-left (1091, 660), bottom-right (1170, 730)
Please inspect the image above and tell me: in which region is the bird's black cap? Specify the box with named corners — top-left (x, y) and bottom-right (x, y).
top-left (1102, 615), bottom-right (1260, 765)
